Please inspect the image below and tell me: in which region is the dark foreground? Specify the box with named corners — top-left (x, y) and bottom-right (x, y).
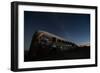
top-left (24, 46), bottom-right (90, 62)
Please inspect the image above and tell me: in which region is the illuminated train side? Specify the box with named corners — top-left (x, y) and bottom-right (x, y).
top-left (28, 31), bottom-right (78, 60)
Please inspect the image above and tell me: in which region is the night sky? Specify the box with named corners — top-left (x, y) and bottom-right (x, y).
top-left (24, 11), bottom-right (90, 51)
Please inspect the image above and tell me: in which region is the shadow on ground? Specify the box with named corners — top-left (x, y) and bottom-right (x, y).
top-left (24, 46), bottom-right (90, 62)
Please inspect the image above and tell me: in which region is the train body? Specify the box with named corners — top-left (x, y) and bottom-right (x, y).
top-left (28, 30), bottom-right (78, 61)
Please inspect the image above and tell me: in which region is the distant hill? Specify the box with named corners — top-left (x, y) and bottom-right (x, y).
top-left (79, 42), bottom-right (90, 47)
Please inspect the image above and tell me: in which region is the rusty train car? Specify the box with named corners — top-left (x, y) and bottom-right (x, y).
top-left (28, 30), bottom-right (78, 61)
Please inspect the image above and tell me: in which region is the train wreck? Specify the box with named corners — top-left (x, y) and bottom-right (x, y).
top-left (27, 30), bottom-right (79, 61)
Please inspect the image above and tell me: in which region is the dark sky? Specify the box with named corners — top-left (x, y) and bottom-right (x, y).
top-left (24, 11), bottom-right (90, 51)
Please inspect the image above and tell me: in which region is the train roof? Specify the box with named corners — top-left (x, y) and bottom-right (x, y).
top-left (36, 30), bottom-right (75, 44)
